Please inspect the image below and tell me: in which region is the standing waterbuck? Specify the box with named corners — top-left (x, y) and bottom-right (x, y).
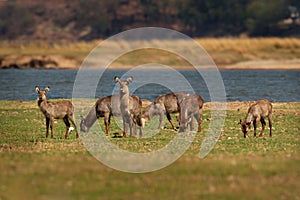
top-left (35, 86), bottom-right (78, 139)
top-left (178, 94), bottom-right (204, 132)
top-left (141, 92), bottom-right (188, 130)
top-left (114, 76), bottom-right (143, 138)
top-left (239, 99), bottom-right (273, 138)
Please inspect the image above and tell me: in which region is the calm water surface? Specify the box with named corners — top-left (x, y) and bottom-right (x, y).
top-left (0, 69), bottom-right (299, 102)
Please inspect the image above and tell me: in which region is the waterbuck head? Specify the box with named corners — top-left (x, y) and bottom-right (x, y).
top-left (114, 76), bottom-right (133, 95)
top-left (239, 119), bottom-right (251, 137)
top-left (80, 116), bottom-right (89, 133)
top-left (35, 86), bottom-right (50, 101)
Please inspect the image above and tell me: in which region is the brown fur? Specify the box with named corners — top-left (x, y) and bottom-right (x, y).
top-left (114, 76), bottom-right (142, 138)
top-left (142, 92), bottom-right (188, 130)
top-left (35, 86), bottom-right (78, 139)
top-left (80, 95), bottom-right (119, 135)
top-left (178, 94), bottom-right (204, 132)
top-left (239, 99), bottom-right (273, 138)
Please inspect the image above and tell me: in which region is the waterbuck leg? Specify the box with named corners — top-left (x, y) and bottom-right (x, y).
top-left (63, 116), bottom-right (71, 139)
top-left (139, 126), bottom-right (142, 138)
top-left (104, 112), bottom-right (110, 136)
top-left (166, 112), bottom-right (177, 131)
top-left (259, 118), bottom-right (266, 137)
top-left (122, 118), bottom-right (126, 137)
top-left (130, 119), bottom-right (135, 138)
top-left (195, 113), bottom-right (201, 132)
top-left (189, 117), bottom-right (194, 131)
top-left (268, 114), bottom-right (272, 137)
top-left (69, 114), bottom-right (79, 138)
top-left (50, 117), bottom-right (54, 138)
top-left (108, 115), bottom-right (111, 136)
top-left (158, 113), bottom-right (164, 129)
top-left (253, 118), bottom-right (258, 137)
top-left (198, 109), bottom-right (203, 132)
top-left (46, 117), bottom-right (50, 138)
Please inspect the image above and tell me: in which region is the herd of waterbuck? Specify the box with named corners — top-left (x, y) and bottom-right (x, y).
top-left (35, 76), bottom-right (273, 139)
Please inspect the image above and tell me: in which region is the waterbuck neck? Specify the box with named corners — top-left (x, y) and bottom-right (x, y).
top-left (37, 98), bottom-right (48, 108)
top-left (245, 112), bottom-right (253, 123)
top-left (120, 91), bottom-right (130, 106)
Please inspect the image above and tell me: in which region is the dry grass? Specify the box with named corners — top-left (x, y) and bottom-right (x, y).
top-left (197, 37), bottom-right (300, 52)
top-left (1, 38), bottom-right (300, 68)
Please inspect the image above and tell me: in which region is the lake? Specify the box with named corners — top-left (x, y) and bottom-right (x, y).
top-left (0, 69), bottom-right (299, 102)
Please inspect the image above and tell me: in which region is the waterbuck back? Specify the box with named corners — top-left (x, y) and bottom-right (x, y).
top-left (142, 92), bottom-right (188, 130)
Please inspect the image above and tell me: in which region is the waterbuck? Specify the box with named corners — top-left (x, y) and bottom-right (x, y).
top-left (141, 92), bottom-right (188, 130)
top-left (239, 99), bottom-right (273, 138)
top-left (35, 86), bottom-right (78, 139)
top-left (114, 76), bottom-right (143, 138)
top-left (178, 94), bottom-right (204, 132)
top-left (80, 94), bottom-right (120, 135)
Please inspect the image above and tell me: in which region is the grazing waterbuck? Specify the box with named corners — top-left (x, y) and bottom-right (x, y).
top-left (178, 94), bottom-right (204, 132)
top-left (239, 99), bottom-right (273, 138)
top-left (35, 86), bottom-right (78, 139)
top-left (80, 94), bottom-right (120, 135)
top-left (114, 76), bottom-right (143, 138)
top-left (141, 92), bottom-right (188, 130)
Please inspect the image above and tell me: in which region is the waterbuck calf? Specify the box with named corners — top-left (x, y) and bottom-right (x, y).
top-left (178, 94), bottom-right (204, 132)
top-left (239, 99), bottom-right (273, 138)
top-left (35, 86), bottom-right (78, 139)
top-left (141, 92), bottom-right (188, 130)
top-left (114, 76), bottom-right (143, 138)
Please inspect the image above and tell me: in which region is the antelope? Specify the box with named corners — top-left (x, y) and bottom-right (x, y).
top-left (35, 86), bottom-right (78, 139)
top-left (239, 99), bottom-right (273, 138)
top-left (80, 94), bottom-right (120, 135)
top-left (178, 94), bottom-right (204, 132)
top-left (114, 76), bottom-right (143, 138)
top-left (141, 92), bottom-right (188, 130)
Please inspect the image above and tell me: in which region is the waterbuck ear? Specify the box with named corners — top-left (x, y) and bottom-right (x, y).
top-left (45, 86), bottom-right (50, 92)
top-left (127, 76), bottom-right (133, 83)
top-left (80, 115), bottom-right (84, 121)
top-left (114, 76), bottom-right (120, 83)
top-left (35, 86), bottom-right (40, 93)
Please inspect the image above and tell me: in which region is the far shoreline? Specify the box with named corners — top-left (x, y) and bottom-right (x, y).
top-left (2, 65), bottom-right (300, 71)
top-left (2, 60), bottom-right (300, 71)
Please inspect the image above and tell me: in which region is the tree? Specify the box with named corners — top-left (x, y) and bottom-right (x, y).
top-left (0, 1), bottom-right (35, 39)
top-left (245, 0), bottom-right (288, 36)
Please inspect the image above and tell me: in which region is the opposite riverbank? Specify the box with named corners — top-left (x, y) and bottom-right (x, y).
top-left (1, 38), bottom-right (300, 70)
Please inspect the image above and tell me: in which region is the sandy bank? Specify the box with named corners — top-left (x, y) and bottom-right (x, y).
top-left (1, 54), bottom-right (300, 70)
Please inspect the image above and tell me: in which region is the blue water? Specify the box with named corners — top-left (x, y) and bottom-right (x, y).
top-left (0, 69), bottom-right (299, 102)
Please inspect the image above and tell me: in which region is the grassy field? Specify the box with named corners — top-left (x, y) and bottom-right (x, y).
top-left (1, 38), bottom-right (300, 67)
top-left (0, 100), bottom-right (299, 199)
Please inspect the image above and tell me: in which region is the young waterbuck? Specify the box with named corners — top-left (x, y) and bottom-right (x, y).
top-left (239, 99), bottom-right (273, 138)
top-left (114, 76), bottom-right (143, 138)
top-left (178, 94), bottom-right (204, 132)
top-left (141, 92), bottom-right (188, 130)
top-left (35, 86), bottom-right (78, 139)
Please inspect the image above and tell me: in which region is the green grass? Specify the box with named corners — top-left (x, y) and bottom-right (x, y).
top-left (0, 100), bottom-right (299, 199)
